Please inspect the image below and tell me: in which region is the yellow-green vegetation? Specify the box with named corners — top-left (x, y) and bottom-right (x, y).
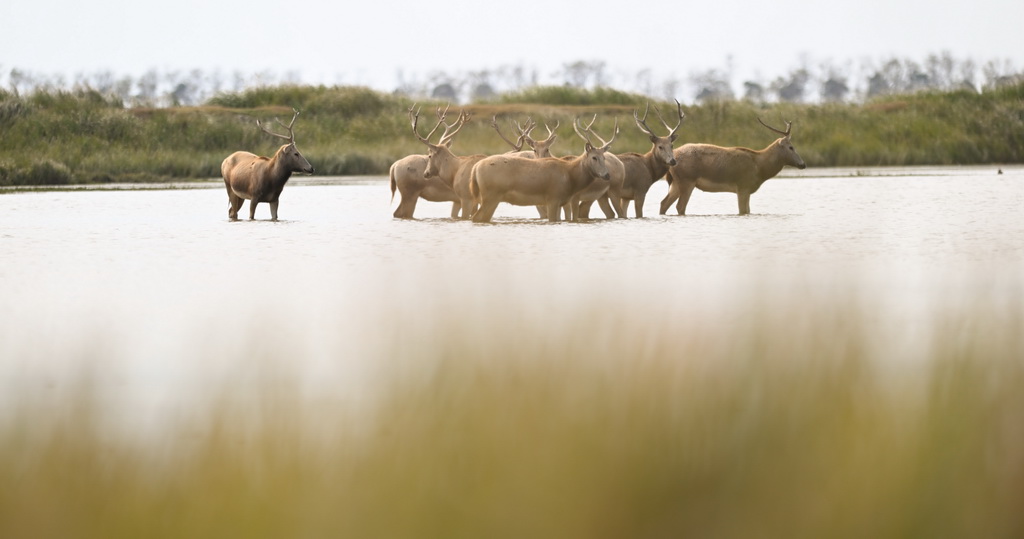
top-left (1, 83), bottom-right (1023, 185)
top-left (2, 295), bottom-right (1023, 538)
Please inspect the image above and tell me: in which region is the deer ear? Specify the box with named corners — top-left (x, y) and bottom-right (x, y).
top-left (669, 133), bottom-right (678, 142)
top-left (650, 135), bottom-right (659, 143)
top-left (585, 143), bottom-right (594, 152)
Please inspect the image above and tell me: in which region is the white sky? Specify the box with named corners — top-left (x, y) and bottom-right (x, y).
top-left (3, 0), bottom-right (1023, 97)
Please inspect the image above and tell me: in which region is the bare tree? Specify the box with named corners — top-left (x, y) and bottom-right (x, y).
top-left (771, 69), bottom-right (810, 102)
top-left (743, 81), bottom-right (766, 103)
top-left (690, 68), bottom-right (733, 102)
top-left (560, 60), bottom-right (607, 88)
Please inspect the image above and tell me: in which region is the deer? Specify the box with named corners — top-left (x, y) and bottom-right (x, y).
top-left (389, 104), bottom-right (467, 219)
top-left (491, 116), bottom-right (565, 219)
top-left (605, 100), bottom-right (683, 218)
top-left (221, 109), bottom-right (314, 221)
top-left (660, 118), bottom-right (806, 216)
top-left (411, 107), bottom-right (486, 220)
top-left (493, 116), bottom-right (560, 159)
top-left (572, 116), bottom-right (623, 220)
top-left (469, 117), bottom-right (617, 223)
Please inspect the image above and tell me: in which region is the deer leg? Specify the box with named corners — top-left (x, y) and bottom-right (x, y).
top-left (575, 201), bottom-right (591, 221)
top-left (535, 205), bottom-right (548, 219)
top-left (634, 194), bottom-right (646, 218)
top-left (393, 191), bottom-right (419, 219)
top-left (546, 201), bottom-right (563, 222)
top-left (459, 196), bottom-right (477, 220)
top-left (676, 181), bottom-right (696, 215)
top-left (269, 200), bottom-right (279, 221)
top-left (659, 184), bottom-right (679, 215)
top-left (248, 199), bottom-right (260, 220)
top-left (473, 199), bottom-right (500, 223)
top-left (450, 201), bottom-right (461, 219)
top-left (606, 193), bottom-right (625, 218)
top-left (737, 191), bottom-right (751, 215)
top-left (597, 197), bottom-right (614, 219)
top-left (228, 194), bottom-right (244, 221)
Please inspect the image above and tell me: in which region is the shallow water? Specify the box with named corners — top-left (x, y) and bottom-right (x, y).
top-left (1, 166), bottom-right (1022, 430)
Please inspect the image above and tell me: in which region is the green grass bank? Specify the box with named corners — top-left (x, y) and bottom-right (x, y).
top-left (1, 83), bottom-right (1022, 185)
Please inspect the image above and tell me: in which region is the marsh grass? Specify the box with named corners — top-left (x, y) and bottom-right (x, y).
top-left (2, 291), bottom-right (1022, 538)
top-left (1, 83), bottom-right (1022, 185)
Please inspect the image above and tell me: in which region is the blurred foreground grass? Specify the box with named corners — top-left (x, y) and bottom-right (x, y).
top-left (2, 292), bottom-right (1022, 539)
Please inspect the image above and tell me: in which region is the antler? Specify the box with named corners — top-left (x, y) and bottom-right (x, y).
top-left (492, 115), bottom-right (530, 152)
top-left (533, 120), bottom-right (558, 145)
top-left (575, 115), bottom-right (619, 151)
top-left (409, 103), bottom-right (453, 145)
top-left (258, 109), bottom-right (300, 143)
top-left (757, 117), bottom-right (793, 137)
top-left (635, 100), bottom-right (685, 140)
top-left (438, 110), bottom-right (471, 147)
top-left (574, 115), bottom-right (597, 146)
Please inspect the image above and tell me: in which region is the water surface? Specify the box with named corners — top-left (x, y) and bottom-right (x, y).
top-left (2, 166), bottom-right (1021, 429)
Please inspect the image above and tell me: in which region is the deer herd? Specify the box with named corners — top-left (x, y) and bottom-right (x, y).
top-left (222, 103), bottom-right (806, 222)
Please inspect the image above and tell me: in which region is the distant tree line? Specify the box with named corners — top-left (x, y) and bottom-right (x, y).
top-left (3, 52), bottom-right (1022, 107)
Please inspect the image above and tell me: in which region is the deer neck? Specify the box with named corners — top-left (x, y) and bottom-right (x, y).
top-left (567, 154), bottom-right (595, 191)
top-left (644, 150), bottom-right (671, 179)
top-left (755, 141), bottom-right (787, 181)
top-left (436, 149), bottom-right (462, 182)
top-left (269, 146), bottom-right (295, 185)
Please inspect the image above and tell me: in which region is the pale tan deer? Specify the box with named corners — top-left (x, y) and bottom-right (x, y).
top-left (491, 116), bottom-right (562, 219)
top-left (426, 116), bottom-right (536, 220)
top-left (572, 116), bottom-right (623, 220)
top-left (469, 117), bottom-right (617, 223)
top-left (411, 107), bottom-right (486, 220)
top-left (606, 100), bottom-right (683, 218)
top-left (389, 105), bottom-right (466, 219)
top-left (491, 115), bottom-right (533, 156)
top-left (660, 118), bottom-right (806, 216)
top-left (221, 109), bottom-right (314, 221)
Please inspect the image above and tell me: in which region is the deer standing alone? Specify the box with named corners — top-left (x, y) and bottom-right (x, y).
top-left (221, 109), bottom-right (314, 221)
top-left (606, 101), bottom-right (683, 218)
top-left (469, 117), bottom-right (616, 223)
top-left (660, 118), bottom-right (806, 216)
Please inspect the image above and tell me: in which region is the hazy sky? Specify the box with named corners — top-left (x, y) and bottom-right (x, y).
top-left (3, 0), bottom-right (1023, 94)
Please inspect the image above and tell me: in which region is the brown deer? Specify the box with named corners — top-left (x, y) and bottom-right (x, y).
top-left (606, 100), bottom-right (683, 218)
top-left (389, 104), bottom-right (466, 219)
top-left (469, 117), bottom-right (617, 223)
top-left (221, 109), bottom-right (314, 221)
top-left (660, 118), bottom-right (806, 215)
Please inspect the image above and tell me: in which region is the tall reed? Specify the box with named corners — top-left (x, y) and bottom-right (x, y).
top-left (1, 83), bottom-right (1022, 186)
top-left (2, 290), bottom-right (1022, 538)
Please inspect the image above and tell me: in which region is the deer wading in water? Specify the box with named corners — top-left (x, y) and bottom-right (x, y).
top-left (389, 104), bottom-right (466, 219)
top-left (660, 118), bottom-right (805, 216)
top-left (221, 109), bottom-right (314, 221)
top-left (469, 117), bottom-right (617, 223)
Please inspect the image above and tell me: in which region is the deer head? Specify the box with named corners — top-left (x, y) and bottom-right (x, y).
top-left (258, 109), bottom-right (313, 174)
top-left (758, 117), bottom-right (806, 169)
top-left (411, 104), bottom-right (471, 178)
top-left (635, 100), bottom-right (684, 166)
top-left (573, 116), bottom-right (619, 181)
